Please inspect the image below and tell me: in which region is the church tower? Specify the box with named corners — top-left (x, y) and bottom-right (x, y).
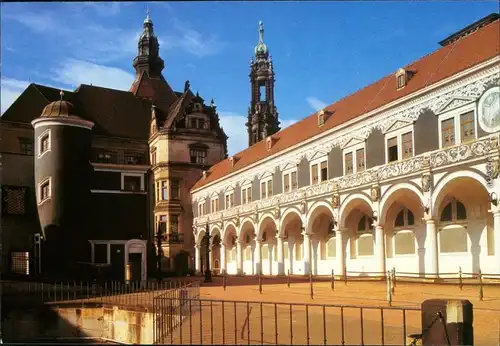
top-left (132, 10), bottom-right (164, 78)
top-left (247, 21), bottom-right (280, 147)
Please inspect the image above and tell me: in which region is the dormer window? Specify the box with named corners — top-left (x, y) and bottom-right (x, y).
top-left (396, 68), bottom-right (407, 89)
top-left (190, 148), bottom-right (207, 164)
top-left (193, 103), bottom-right (202, 112)
top-left (317, 109), bottom-right (332, 127)
top-left (266, 137), bottom-right (276, 151)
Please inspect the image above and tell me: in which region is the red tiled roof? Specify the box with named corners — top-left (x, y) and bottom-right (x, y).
top-left (192, 18), bottom-right (500, 191)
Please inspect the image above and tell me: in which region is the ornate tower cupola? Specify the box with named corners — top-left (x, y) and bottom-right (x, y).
top-left (132, 9), bottom-right (165, 78)
top-left (246, 21), bottom-right (280, 147)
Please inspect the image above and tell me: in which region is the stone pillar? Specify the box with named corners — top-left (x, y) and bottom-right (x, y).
top-left (255, 239), bottom-right (262, 275)
top-left (220, 244), bottom-right (226, 274)
top-left (209, 244), bottom-right (213, 271)
top-left (303, 233), bottom-right (311, 275)
top-left (195, 245), bottom-right (201, 274)
top-left (336, 229), bottom-right (345, 277)
top-left (374, 224), bottom-right (386, 275)
top-left (425, 218), bottom-right (439, 277)
top-left (236, 240), bottom-right (243, 275)
top-left (492, 209), bottom-right (500, 273)
top-left (277, 236), bottom-right (285, 275)
top-left (421, 299), bottom-right (473, 345)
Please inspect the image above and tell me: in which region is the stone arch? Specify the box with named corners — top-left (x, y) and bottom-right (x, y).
top-left (279, 207), bottom-right (303, 237)
top-left (306, 200), bottom-right (335, 234)
top-left (196, 229), bottom-right (206, 246)
top-left (222, 222), bottom-right (238, 246)
top-left (210, 227), bottom-right (222, 246)
top-left (431, 170), bottom-right (490, 217)
top-left (379, 182), bottom-right (424, 225)
top-left (257, 213), bottom-right (277, 240)
top-left (338, 192), bottom-right (373, 228)
top-left (238, 218), bottom-right (256, 239)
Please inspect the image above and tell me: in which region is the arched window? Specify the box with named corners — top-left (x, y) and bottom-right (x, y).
top-left (395, 208), bottom-right (415, 227)
top-left (440, 198), bottom-right (467, 222)
top-left (357, 215), bottom-right (374, 233)
top-left (262, 232), bottom-right (267, 242)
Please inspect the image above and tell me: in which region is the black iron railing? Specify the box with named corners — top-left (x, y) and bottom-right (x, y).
top-left (1, 279), bottom-right (200, 310)
top-left (152, 296), bottom-right (421, 345)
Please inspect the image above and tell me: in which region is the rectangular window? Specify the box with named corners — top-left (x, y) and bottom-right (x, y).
top-left (320, 161), bottom-right (328, 181)
top-left (123, 175), bottom-right (141, 191)
top-left (151, 148), bottom-right (157, 165)
top-left (19, 138), bottom-right (33, 155)
top-left (356, 148), bottom-right (365, 172)
top-left (387, 137), bottom-right (398, 162)
top-left (291, 171), bottom-right (298, 190)
top-left (397, 74), bottom-right (405, 89)
top-left (190, 149), bottom-right (207, 164)
top-left (198, 118), bottom-right (206, 129)
top-left (158, 215), bottom-right (167, 235)
top-left (402, 132), bottom-right (413, 159)
top-left (39, 131), bottom-right (50, 156)
top-left (441, 118), bottom-right (455, 148)
top-left (40, 179), bottom-right (50, 203)
top-left (170, 179), bottom-right (180, 199)
top-left (311, 164), bottom-right (319, 184)
top-left (241, 186), bottom-right (252, 204)
top-left (124, 151), bottom-right (146, 165)
top-left (170, 215), bottom-right (179, 234)
top-left (284, 173), bottom-right (290, 192)
top-left (261, 180), bottom-right (272, 199)
top-left (460, 111), bottom-right (475, 143)
top-left (2, 186), bottom-right (26, 215)
top-left (267, 180), bottom-right (273, 197)
top-left (198, 202), bottom-right (205, 216)
top-left (345, 152), bottom-right (353, 175)
top-left (191, 118), bottom-right (197, 128)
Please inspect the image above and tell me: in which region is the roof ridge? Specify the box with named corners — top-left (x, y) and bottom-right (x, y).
top-left (194, 18), bottom-right (499, 190)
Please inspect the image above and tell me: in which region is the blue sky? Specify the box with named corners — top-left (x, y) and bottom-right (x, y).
top-left (1, 1), bottom-right (498, 155)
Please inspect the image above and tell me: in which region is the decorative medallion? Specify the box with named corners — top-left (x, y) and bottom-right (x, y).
top-left (478, 86), bottom-right (500, 133)
top-left (331, 193), bottom-right (340, 209)
top-left (370, 185), bottom-right (380, 202)
top-left (486, 157), bottom-right (500, 187)
top-left (421, 174), bottom-right (432, 193)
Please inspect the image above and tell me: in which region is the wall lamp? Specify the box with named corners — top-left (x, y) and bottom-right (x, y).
top-left (490, 192), bottom-right (498, 207)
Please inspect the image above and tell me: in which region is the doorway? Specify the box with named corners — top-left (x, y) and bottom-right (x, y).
top-left (129, 253), bottom-right (142, 282)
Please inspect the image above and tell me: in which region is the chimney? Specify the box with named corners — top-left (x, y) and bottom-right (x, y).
top-left (229, 156), bottom-right (238, 167)
top-left (202, 171), bottom-right (208, 179)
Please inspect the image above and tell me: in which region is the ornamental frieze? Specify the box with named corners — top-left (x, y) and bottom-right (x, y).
top-left (194, 134), bottom-right (499, 229)
top-left (429, 136), bottom-right (497, 168)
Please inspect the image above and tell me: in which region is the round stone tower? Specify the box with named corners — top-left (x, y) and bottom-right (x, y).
top-left (31, 97), bottom-right (95, 277)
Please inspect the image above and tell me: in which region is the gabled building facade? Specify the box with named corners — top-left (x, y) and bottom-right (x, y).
top-left (0, 13), bottom-right (228, 280)
top-left (191, 14), bottom-right (500, 278)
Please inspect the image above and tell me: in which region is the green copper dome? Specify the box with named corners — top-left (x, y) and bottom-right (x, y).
top-left (254, 21), bottom-right (268, 56)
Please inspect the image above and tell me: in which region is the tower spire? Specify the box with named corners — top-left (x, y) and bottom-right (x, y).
top-left (247, 21), bottom-right (279, 147)
top-left (132, 8), bottom-right (164, 79)
top-left (259, 21), bottom-right (264, 43)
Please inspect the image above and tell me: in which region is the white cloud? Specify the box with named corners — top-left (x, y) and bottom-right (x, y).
top-left (52, 59), bottom-right (135, 91)
top-left (78, 2), bottom-right (122, 16)
top-left (306, 96), bottom-right (328, 111)
top-left (170, 19), bottom-right (227, 57)
top-left (1, 77), bottom-right (30, 114)
top-left (6, 11), bottom-right (55, 32)
top-left (219, 111), bottom-right (298, 156)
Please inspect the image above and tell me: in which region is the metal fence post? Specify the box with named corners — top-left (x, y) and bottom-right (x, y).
top-left (309, 271), bottom-right (314, 300)
top-left (386, 270), bottom-right (392, 306)
top-left (287, 269), bottom-right (290, 288)
top-left (331, 269), bottom-right (335, 291)
top-left (258, 271), bottom-right (262, 294)
top-left (479, 269), bottom-right (484, 301)
top-left (223, 270), bottom-right (227, 291)
top-left (392, 267), bottom-right (396, 290)
top-left (459, 267), bottom-right (463, 291)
